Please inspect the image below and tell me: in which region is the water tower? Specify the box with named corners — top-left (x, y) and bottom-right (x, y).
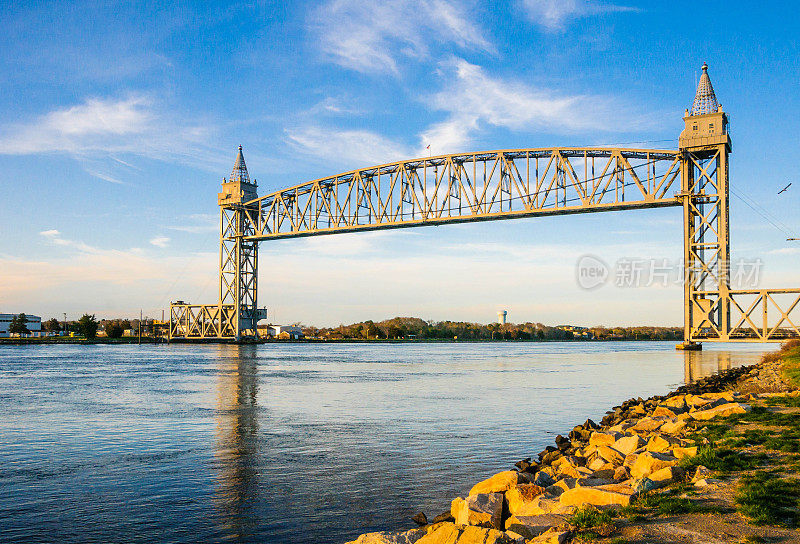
top-left (497, 310), bottom-right (507, 325)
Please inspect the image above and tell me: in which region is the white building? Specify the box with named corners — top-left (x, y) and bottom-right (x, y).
top-left (0, 314), bottom-right (43, 337)
top-left (265, 325), bottom-right (304, 339)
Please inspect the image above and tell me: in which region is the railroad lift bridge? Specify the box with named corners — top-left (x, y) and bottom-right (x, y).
top-left (169, 64), bottom-right (800, 345)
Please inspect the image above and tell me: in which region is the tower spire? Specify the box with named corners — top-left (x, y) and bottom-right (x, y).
top-left (230, 144), bottom-right (251, 185)
top-left (690, 62), bottom-right (719, 115)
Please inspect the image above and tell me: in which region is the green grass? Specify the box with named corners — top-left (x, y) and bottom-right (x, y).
top-left (764, 395), bottom-right (800, 407)
top-left (735, 472), bottom-right (800, 526)
top-left (690, 423), bottom-right (733, 443)
top-left (567, 507), bottom-right (614, 529)
top-left (567, 507), bottom-right (616, 540)
top-left (633, 490), bottom-right (728, 516)
top-left (780, 345), bottom-right (800, 388)
top-left (679, 445), bottom-right (768, 473)
top-left (612, 504), bottom-right (648, 520)
top-left (723, 406), bottom-right (800, 429)
top-left (723, 428), bottom-right (800, 453)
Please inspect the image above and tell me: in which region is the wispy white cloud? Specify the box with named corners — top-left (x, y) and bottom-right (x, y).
top-left (88, 171), bottom-right (125, 185)
top-left (519, 0), bottom-right (639, 30)
top-left (149, 236), bottom-right (170, 248)
top-left (287, 58), bottom-right (648, 167)
top-left (39, 229), bottom-right (98, 254)
top-left (285, 126), bottom-right (414, 167)
top-left (167, 213), bottom-right (219, 234)
top-left (421, 58), bottom-right (638, 153)
top-left (0, 95), bottom-right (224, 171)
top-left (310, 0), bottom-right (493, 74)
top-left (767, 247), bottom-right (800, 255)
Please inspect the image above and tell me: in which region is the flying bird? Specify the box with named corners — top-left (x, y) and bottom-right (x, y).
top-left (778, 182), bottom-right (792, 194)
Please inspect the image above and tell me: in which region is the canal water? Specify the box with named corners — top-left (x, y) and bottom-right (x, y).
top-left (0, 341), bottom-right (776, 543)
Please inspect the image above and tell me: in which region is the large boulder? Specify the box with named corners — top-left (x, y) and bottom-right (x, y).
top-left (505, 484), bottom-right (546, 516)
top-left (613, 466), bottom-right (630, 481)
top-left (649, 466), bottom-right (681, 488)
top-left (685, 395), bottom-right (727, 410)
top-left (453, 493), bottom-right (504, 529)
top-left (659, 419), bottom-right (688, 435)
top-left (588, 431), bottom-right (620, 447)
top-left (528, 528), bottom-right (571, 544)
top-left (456, 526), bottom-right (511, 544)
top-left (629, 451), bottom-right (679, 479)
top-left (645, 435), bottom-right (672, 453)
top-left (671, 445), bottom-right (698, 459)
top-left (531, 470), bottom-right (555, 488)
top-left (551, 456), bottom-right (582, 478)
top-left (550, 478), bottom-right (578, 494)
top-left (416, 523), bottom-right (520, 544)
top-left (662, 394), bottom-right (688, 409)
top-left (558, 483), bottom-right (634, 507)
top-left (587, 457), bottom-right (607, 471)
top-left (346, 528), bottom-right (427, 544)
top-left (416, 524), bottom-right (461, 544)
top-left (651, 406), bottom-right (683, 419)
top-left (690, 403), bottom-right (750, 420)
top-left (622, 452), bottom-right (639, 469)
top-left (596, 445), bottom-right (625, 466)
top-left (612, 435), bottom-right (644, 456)
top-left (504, 514), bottom-right (565, 539)
top-left (469, 471), bottom-right (522, 495)
top-left (630, 417), bottom-right (665, 433)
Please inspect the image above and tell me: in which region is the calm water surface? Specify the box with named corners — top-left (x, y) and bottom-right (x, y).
top-left (0, 341), bottom-right (776, 543)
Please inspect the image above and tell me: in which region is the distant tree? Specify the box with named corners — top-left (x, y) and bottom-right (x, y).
top-left (43, 318), bottom-right (61, 333)
top-left (9, 313), bottom-right (29, 335)
top-left (365, 322), bottom-right (379, 339)
top-left (78, 314), bottom-right (99, 339)
top-left (105, 321), bottom-right (124, 339)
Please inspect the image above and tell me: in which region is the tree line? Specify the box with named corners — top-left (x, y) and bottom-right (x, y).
top-left (301, 317), bottom-right (682, 341)
top-left (7, 313), bottom-right (100, 338)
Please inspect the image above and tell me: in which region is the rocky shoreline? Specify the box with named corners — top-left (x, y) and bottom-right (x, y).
top-left (346, 342), bottom-right (800, 544)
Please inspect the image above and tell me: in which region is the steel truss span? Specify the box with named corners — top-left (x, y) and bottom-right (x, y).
top-left (244, 148), bottom-right (683, 240)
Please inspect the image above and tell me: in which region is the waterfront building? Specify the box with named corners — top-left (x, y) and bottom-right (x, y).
top-left (0, 313), bottom-right (43, 337)
top-left (265, 325), bottom-right (304, 339)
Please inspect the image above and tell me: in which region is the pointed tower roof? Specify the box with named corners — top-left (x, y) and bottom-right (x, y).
top-left (230, 145), bottom-right (251, 185)
top-left (690, 62), bottom-right (719, 115)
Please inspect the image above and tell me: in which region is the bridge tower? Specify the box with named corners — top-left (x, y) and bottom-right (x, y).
top-left (679, 63), bottom-right (732, 345)
top-left (217, 146), bottom-right (265, 340)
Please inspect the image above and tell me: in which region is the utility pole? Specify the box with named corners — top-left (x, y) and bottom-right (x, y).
top-left (139, 309), bottom-right (142, 345)
top-left (62, 312), bottom-right (67, 336)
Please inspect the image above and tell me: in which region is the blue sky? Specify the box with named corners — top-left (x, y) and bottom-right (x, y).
top-left (1, 0), bottom-right (798, 326)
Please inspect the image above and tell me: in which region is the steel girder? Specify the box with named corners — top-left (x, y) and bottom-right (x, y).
top-left (243, 147), bottom-right (683, 241)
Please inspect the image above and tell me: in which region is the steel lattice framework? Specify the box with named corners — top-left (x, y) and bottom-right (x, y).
top-left (243, 148), bottom-right (682, 240)
top-left (169, 65), bottom-right (799, 343)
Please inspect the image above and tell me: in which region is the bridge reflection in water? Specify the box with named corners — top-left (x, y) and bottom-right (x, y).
top-left (682, 349), bottom-right (761, 384)
top-left (213, 345), bottom-right (260, 541)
